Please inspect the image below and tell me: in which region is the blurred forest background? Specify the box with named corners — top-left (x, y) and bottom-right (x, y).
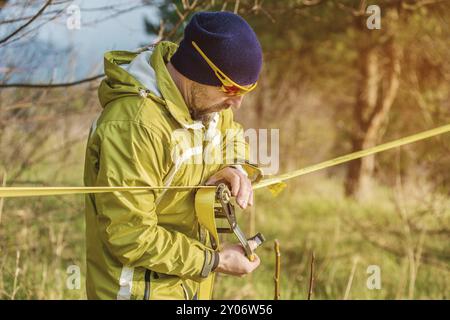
top-left (0, 0), bottom-right (449, 299)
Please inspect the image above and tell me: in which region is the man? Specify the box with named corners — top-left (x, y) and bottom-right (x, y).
top-left (83, 11), bottom-right (263, 300)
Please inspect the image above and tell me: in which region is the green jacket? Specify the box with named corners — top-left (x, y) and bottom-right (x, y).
top-left (83, 41), bottom-right (261, 300)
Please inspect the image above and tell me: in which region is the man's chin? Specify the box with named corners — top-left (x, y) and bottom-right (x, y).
top-left (192, 108), bottom-right (221, 122)
top-left (191, 105), bottom-right (228, 123)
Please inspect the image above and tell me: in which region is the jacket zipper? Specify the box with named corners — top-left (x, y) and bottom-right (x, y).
top-left (198, 128), bottom-right (208, 247)
top-left (143, 269), bottom-right (151, 300)
top-left (199, 127), bottom-right (208, 185)
top-left (137, 88), bottom-right (195, 301)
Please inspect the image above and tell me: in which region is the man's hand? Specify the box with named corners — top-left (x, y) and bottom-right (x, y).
top-left (205, 167), bottom-right (253, 209)
top-left (214, 240), bottom-right (260, 277)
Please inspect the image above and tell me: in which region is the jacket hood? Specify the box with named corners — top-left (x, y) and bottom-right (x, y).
top-left (98, 41), bottom-right (202, 129)
top-left (98, 42), bottom-right (178, 108)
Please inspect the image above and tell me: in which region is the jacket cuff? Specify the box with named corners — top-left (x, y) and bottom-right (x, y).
top-left (212, 251), bottom-right (220, 271)
top-left (200, 250), bottom-right (219, 278)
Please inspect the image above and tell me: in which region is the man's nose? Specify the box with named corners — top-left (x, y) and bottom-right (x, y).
top-left (226, 95), bottom-right (244, 109)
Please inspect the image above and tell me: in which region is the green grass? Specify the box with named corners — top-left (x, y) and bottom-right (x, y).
top-left (213, 177), bottom-right (450, 300)
top-left (0, 171), bottom-right (448, 299)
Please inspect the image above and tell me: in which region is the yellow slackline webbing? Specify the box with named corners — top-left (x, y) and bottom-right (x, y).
top-left (195, 187), bottom-right (218, 300)
top-left (0, 185), bottom-right (215, 198)
top-left (0, 123), bottom-right (449, 199)
top-left (253, 123), bottom-right (450, 194)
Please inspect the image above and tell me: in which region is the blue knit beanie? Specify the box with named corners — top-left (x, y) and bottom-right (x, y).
top-left (171, 11), bottom-right (262, 87)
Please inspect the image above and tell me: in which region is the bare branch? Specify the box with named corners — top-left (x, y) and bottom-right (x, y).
top-left (161, 1), bottom-right (200, 41)
top-left (273, 239), bottom-right (281, 300)
top-left (0, 0), bottom-right (53, 45)
top-left (337, 1), bottom-right (366, 17)
top-left (234, 0), bottom-right (240, 13)
top-left (307, 251), bottom-right (315, 300)
top-left (0, 1), bottom-right (143, 24)
top-left (1, 4), bottom-right (67, 47)
top-left (82, 3), bottom-right (150, 27)
top-left (302, 0), bottom-right (321, 5)
top-left (0, 74), bottom-right (104, 89)
top-left (402, 0), bottom-right (449, 10)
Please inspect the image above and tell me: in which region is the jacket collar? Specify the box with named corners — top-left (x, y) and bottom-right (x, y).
top-left (151, 41), bottom-right (205, 130)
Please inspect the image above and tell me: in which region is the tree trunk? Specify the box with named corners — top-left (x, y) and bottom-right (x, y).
top-left (345, 8), bottom-right (402, 199)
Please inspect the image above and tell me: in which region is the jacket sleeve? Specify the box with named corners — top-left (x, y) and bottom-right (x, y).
top-left (93, 121), bottom-right (216, 281)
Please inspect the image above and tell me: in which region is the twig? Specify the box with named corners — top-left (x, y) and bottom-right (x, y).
top-left (342, 214), bottom-right (450, 270)
top-left (274, 239), bottom-right (281, 300)
top-left (0, 1), bottom-right (144, 24)
top-left (234, 0), bottom-right (240, 13)
top-left (162, 1), bottom-right (199, 41)
top-left (0, 74), bottom-right (104, 89)
top-left (0, 169), bottom-right (6, 225)
top-left (82, 3), bottom-right (149, 27)
top-left (343, 256), bottom-right (360, 300)
top-left (402, 0), bottom-right (448, 10)
top-left (11, 250), bottom-right (21, 300)
top-left (302, 0), bottom-right (322, 5)
top-left (0, 0), bottom-right (53, 45)
top-left (336, 1), bottom-right (366, 17)
top-left (0, 5), bottom-right (67, 48)
top-left (8, 135), bottom-right (86, 183)
top-left (307, 251), bottom-right (315, 300)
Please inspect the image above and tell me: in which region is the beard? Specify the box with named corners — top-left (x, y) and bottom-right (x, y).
top-left (188, 83), bottom-right (229, 124)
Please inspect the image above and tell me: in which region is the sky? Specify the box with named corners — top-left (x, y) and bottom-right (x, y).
top-left (0, 0), bottom-right (161, 83)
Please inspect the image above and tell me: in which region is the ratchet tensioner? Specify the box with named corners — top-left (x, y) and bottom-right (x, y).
top-left (213, 183), bottom-right (265, 261)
